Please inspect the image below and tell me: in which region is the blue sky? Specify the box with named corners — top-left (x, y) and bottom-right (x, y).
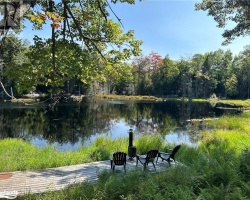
top-left (110, 0), bottom-right (249, 59)
top-left (21, 0), bottom-right (249, 60)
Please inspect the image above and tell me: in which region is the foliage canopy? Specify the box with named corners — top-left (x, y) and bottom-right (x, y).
top-left (0, 0), bottom-right (142, 93)
top-left (195, 0), bottom-right (250, 45)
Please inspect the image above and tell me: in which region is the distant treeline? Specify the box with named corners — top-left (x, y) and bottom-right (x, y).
top-left (1, 36), bottom-right (250, 100)
top-left (90, 48), bottom-right (250, 100)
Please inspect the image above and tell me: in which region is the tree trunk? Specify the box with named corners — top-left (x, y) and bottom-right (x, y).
top-left (49, 0), bottom-right (56, 95)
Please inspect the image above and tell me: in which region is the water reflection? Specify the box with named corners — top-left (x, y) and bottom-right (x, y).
top-left (0, 99), bottom-right (239, 151)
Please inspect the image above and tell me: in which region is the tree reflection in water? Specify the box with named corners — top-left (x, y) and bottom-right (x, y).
top-left (0, 99), bottom-right (235, 151)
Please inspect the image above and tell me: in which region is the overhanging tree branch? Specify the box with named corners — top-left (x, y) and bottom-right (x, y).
top-left (105, 0), bottom-right (124, 28)
top-left (63, 1), bottom-right (106, 60)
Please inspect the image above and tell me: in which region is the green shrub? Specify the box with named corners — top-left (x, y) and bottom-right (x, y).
top-left (239, 147), bottom-right (250, 182)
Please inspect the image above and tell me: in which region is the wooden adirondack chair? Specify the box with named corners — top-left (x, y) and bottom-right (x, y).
top-left (110, 152), bottom-right (127, 172)
top-left (136, 149), bottom-right (159, 170)
top-left (157, 145), bottom-right (181, 166)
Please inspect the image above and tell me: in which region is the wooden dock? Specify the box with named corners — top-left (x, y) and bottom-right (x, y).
top-left (0, 159), bottom-right (172, 197)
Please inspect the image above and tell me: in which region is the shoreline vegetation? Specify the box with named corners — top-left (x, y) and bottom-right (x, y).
top-left (1, 98), bottom-right (250, 199)
top-left (1, 111), bottom-right (250, 173)
top-left (6, 93), bottom-right (250, 110)
top-left (95, 94), bottom-right (250, 110)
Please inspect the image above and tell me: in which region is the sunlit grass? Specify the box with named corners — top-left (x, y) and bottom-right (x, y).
top-left (218, 99), bottom-right (250, 108)
top-left (206, 112), bottom-right (250, 133)
top-left (0, 135), bottom-right (169, 172)
top-left (94, 95), bottom-right (250, 110)
top-left (200, 129), bottom-right (250, 155)
top-left (134, 135), bottom-right (166, 154)
top-left (95, 94), bottom-right (161, 101)
top-left (94, 94), bottom-right (209, 103)
top-left (170, 97), bottom-right (208, 102)
top-left (0, 139), bottom-right (93, 172)
top-left (19, 141), bottom-right (250, 199)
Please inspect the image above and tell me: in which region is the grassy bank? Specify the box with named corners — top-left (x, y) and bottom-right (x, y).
top-left (95, 94), bottom-right (209, 103)
top-left (95, 94), bottom-right (163, 101)
top-left (4, 112), bottom-right (250, 199)
top-left (0, 135), bottom-right (167, 172)
top-left (21, 150), bottom-right (250, 200)
top-left (19, 134), bottom-right (250, 200)
top-left (95, 94), bottom-right (250, 109)
top-left (216, 99), bottom-right (250, 109)
top-left (206, 96), bottom-right (250, 109)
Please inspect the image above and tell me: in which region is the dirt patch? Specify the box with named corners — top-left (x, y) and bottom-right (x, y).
top-left (0, 173), bottom-right (12, 180)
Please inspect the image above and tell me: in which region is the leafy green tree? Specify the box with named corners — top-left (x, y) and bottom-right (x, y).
top-left (214, 50), bottom-right (233, 98)
top-left (153, 55), bottom-right (179, 96)
top-left (190, 50), bottom-right (231, 98)
top-left (146, 52), bottom-right (163, 94)
top-left (132, 52), bottom-right (163, 95)
top-left (1, 35), bottom-right (30, 96)
top-left (190, 54), bottom-right (205, 98)
top-left (225, 74), bottom-right (238, 97)
top-left (3, 37), bottom-right (90, 94)
top-left (195, 0), bottom-right (250, 45)
top-left (132, 55), bottom-right (151, 95)
top-left (105, 62), bottom-right (134, 95)
top-left (235, 46), bottom-right (250, 99)
top-left (1, 0), bottom-right (142, 94)
top-left (177, 58), bottom-right (193, 98)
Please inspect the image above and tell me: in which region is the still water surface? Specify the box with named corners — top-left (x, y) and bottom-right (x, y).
top-left (0, 99), bottom-right (238, 151)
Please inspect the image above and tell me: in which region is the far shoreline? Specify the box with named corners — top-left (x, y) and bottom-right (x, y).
top-left (94, 94), bottom-right (250, 109)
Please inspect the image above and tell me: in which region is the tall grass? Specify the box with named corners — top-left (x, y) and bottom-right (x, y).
top-left (0, 139), bottom-right (92, 172)
top-left (0, 135), bottom-right (168, 172)
top-left (134, 135), bottom-right (166, 154)
top-left (15, 143), bottom-right (250, 199)
top-left (206, 112), bottom-right (250, 133)
top-left (200, 130), bottom-right (250, 154)
top-left (5, 112), bottom-right (250, 199)
top-left (19, 143), bottom-right (250, 199)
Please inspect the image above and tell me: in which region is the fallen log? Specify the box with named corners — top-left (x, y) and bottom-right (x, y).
top-left (185, 118), bottom-right (219, 122)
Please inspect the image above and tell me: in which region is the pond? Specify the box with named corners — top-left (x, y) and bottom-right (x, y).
top-left (0, 98), bottom-right (239, 151)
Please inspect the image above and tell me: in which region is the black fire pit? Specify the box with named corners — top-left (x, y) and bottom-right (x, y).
top-left (128, 129), bottom-right (136, 159)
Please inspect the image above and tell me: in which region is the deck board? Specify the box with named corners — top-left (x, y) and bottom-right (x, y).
top-left (0, 159), bottom-right (173, 197)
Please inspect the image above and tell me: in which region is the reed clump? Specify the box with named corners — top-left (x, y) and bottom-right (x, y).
top-left (206, 112), bottom-right (250, 133)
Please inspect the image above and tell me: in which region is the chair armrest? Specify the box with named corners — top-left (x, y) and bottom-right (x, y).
top-left (166, 148), bottom-right (173, 153)
top-left (159, 152), bottom-right (170, 156)
top-left (136, 154), bottom-right (146, 159)
top-left (158, 152), bottom-right (170, 160)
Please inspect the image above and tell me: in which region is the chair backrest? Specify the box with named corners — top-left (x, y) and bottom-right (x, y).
top-left (170, 145), bottom-right (181, 160)
top-left (113, 152), bottom-right (127, 165)
top-left (146, 150), bottom-right (159, 162)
